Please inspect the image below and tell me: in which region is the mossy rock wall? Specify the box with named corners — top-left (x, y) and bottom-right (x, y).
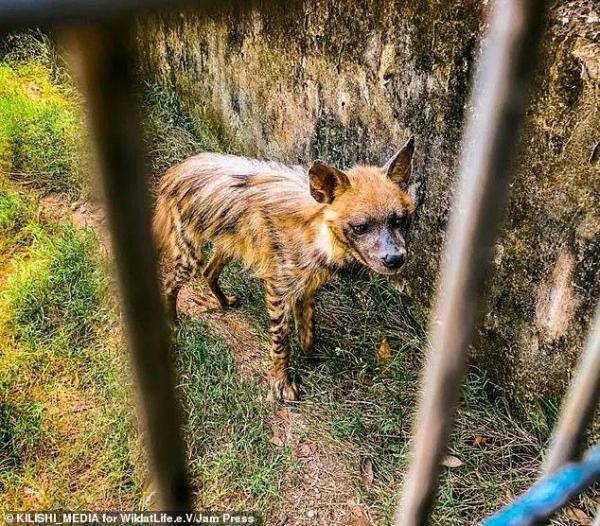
top-left (137, 1), bottom-right (600, 416)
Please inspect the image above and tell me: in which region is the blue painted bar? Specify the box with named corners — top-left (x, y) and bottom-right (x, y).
top-left (483, 444), bottom-right (600, 526)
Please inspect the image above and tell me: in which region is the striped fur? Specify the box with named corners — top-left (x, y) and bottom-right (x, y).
top-left (154, 143), bottom-right (415, 402)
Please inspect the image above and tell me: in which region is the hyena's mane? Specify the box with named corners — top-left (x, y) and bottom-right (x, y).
top-left (153, 153), bottom-right (322, 259)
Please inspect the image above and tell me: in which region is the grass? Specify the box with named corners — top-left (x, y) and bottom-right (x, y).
top-left (0, 183), bottom-right (141, 508)
top-left (177, 322), bottom-right (295, 510)
top-left (0, 36), bottom-right (88, 196)
top-left (209, 260), bottom-right (600, 524)
top-left (143, 83), bottom-right (226, 177)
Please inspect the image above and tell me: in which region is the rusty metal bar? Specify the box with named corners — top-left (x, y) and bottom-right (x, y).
top-left (543, 304), bottom-right (600, 475)
top-left (62, 22), bottom-right (191, 511)
top-left (394, 1), bottom-right (547, 524)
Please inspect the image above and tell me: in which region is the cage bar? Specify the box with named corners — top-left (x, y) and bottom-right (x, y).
top-left (394, 1), bottom-right (548, 524)
top-left (0, 0), bottom-right (200, 28)
top-left (543, 305), bottom-right (600, 475)
top-left (62, 22), bottom-right (192, 511)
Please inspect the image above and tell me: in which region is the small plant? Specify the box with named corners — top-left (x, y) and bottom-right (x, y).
top-left (0, 60), bottom-right (88, 196)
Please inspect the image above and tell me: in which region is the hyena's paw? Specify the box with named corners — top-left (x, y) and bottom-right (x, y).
top-left (269, 373), bottom-right (299, 403)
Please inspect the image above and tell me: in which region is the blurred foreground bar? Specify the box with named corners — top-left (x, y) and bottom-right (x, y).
top-left (544, 305), bottom-right (600, 475)
top-left (394, 1), bottom-right (547, 524)
top-left (0, 0), bottom-right (198, 28)
top-left (63, 22), bottom-right (191, 511)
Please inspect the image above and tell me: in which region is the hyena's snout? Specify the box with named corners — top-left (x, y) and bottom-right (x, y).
top-left (382, 250), bottom-right (406, 270)
top-left (373, 229), bottom-right (407, 272)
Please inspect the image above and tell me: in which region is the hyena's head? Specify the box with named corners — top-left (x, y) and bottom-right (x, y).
top-left (309, 137), bottom-right (415, 275)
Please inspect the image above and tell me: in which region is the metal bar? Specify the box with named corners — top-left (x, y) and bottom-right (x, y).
top-left (394, 1), bottom-right (547, 524)
top-left (543, 304), bottom-right (600, 475)
top-left (62, 22), bottom-right (191, 511)
top-left (0, 0), bottom-right (201, 29)
top-left (483, 444), bottom-right (600, 526)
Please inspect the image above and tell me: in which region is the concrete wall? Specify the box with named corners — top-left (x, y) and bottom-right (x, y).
top-left (137, 0), bottom-right (599, 417)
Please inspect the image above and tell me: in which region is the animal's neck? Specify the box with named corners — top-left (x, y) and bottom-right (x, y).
top-left (309, 214), bottom-right (348, 268)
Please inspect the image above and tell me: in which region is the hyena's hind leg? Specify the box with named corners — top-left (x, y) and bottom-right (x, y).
top-left (164, 256), bottom-right (200, 321)
top-left (162, 217), bottom-right (202, 322)
top-left (202, 250), bottom-right (238, 309)
top-left (293, 292), bottom-right (315, 358)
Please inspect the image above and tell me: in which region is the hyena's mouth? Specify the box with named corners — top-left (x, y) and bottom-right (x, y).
top-left (364, 255), bottom-right (407, 275)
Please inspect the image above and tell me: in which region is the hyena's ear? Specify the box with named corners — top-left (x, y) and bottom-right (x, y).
top-left (308, 161), bottom-right (351, 204)
top-left (384, 136), bottom-right (415, 189)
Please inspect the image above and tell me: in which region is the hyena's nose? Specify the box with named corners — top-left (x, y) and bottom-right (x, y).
top-left (383, 252), bottom-right (406, 269)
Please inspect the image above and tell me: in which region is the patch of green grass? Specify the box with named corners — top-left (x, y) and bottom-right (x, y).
top-left (0, 183), bottom-right (141, 508)
top-left (3, 224), bottom-right (107, 353)
top-left (0, 182), bottom-right (36, 252)
top-left (0, 400), bottom-right (44, 470)
top-left (0, 58), bottom-right (87, 196)
top-left (176, 321), bottom-right (294, 510)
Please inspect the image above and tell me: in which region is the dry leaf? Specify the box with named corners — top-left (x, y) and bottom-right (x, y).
top-left (269, 434), bottom-right (283, 447)
top-left (565, 507), bottom-right (591, 525)
top-left (473, 435), bottom-right (488, 448)
top-left (377, 337), bottom-right (392, 369)
top-left (346, 500), bottom-right (371, 526)
top-left (441, 455), bottom-right (463, 468)
top-left (359, 458), bottom-right (374, 489)
top-left (294, 441), bottom-right (318, 458)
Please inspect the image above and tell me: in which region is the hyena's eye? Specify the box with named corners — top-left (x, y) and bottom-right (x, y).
top-left (350, 222), bottom-right (369, 235)
top-left (389, 213), bottom-right (408, 230)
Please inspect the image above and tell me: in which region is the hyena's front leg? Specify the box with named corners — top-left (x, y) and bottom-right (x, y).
top-left (293, 292), bottom-right (315, 358)
top-left (265, 281), bottom-right (299, 402)
top-left (202, 250), bottom-right (238, 308)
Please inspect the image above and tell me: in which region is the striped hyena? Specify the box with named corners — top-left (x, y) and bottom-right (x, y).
top-left (153, 137), bottom-right (415, 402)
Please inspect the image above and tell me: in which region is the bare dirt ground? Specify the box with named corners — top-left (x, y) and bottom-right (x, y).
top-left (38, 191), bottom-right (371, 526)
